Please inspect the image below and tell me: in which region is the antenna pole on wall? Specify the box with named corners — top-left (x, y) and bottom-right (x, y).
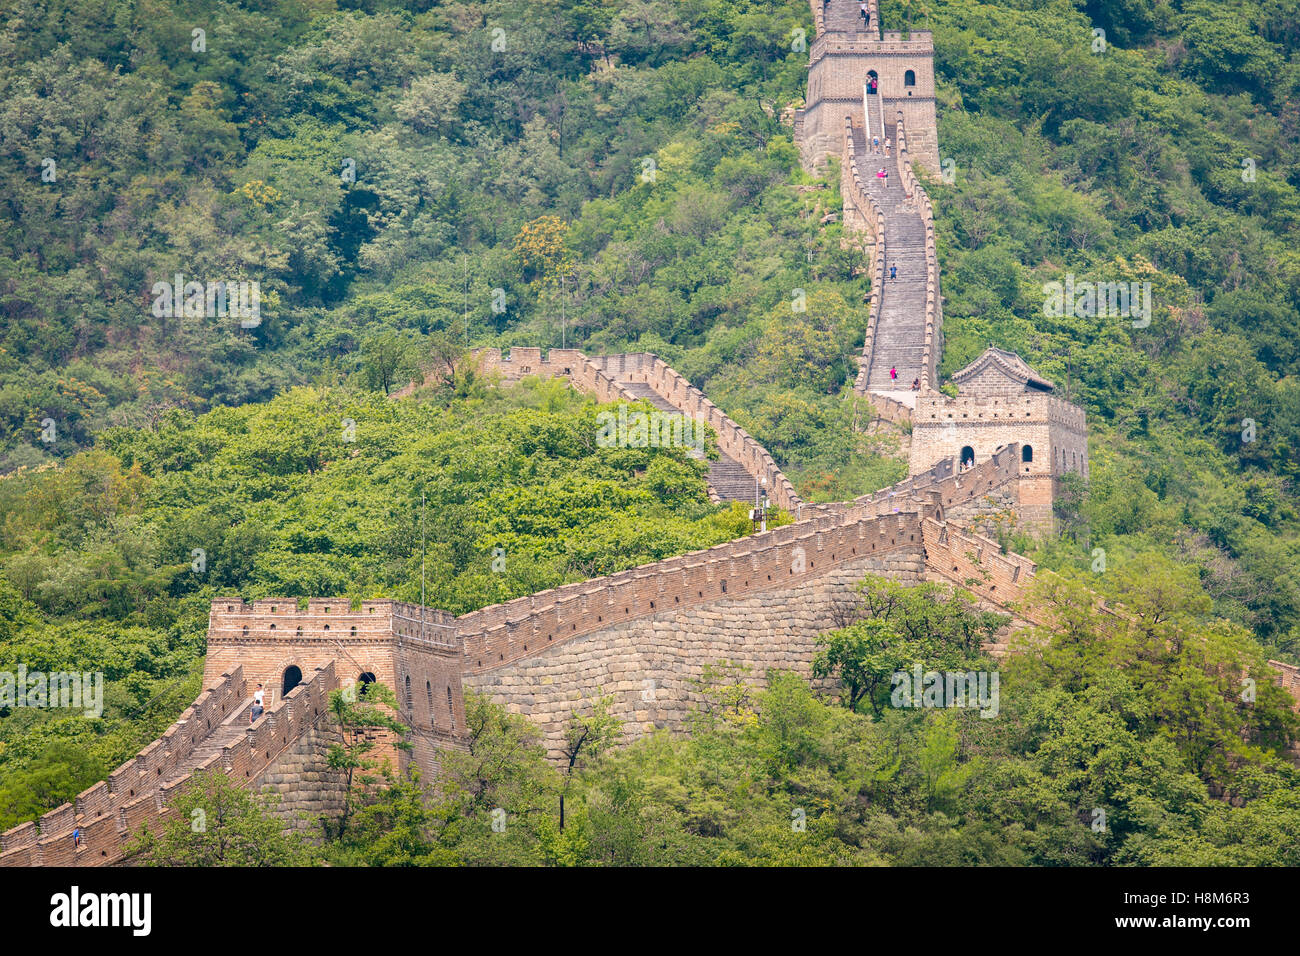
top-left (421, 491), bottom-right (427, 639)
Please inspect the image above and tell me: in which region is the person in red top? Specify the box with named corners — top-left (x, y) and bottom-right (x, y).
top-left (890, 366), bottom-right (898, 380)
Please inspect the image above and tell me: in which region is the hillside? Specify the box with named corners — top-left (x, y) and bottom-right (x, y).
top-left (1, 0), bottom-right (1299, 868)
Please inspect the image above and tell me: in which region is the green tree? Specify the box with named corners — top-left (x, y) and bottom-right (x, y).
top-left (360, 331), bottom-right (417, 395)
top-left (126, 770), bottom-right (313, 866)
top-left (325, 681), bottom-right (410, 838)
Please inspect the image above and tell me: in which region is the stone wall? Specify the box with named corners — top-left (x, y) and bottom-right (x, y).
top-left (844, 115), bottom-right (889, 394)
top-left (465, 548), bottom-right (926, 757)
top-left (1, 663), bottom-right (339, 867)
top-left (462, 347), bottom-right (805, 514)
top-left (457, 510), bottom-right (928, 676)
top-left (910, 394), bottom-right (1088, 478)
top-left (589, 352), bottom-right (804, 512)
top-left (256, 720), bottom-right (347, 841)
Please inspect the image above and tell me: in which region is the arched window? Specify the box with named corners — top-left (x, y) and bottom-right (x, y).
top-left (446, 687), bottom-right (455, 731)
top-left (960, 446), bottom-right (975, 467)
top-left (426, 680), bottom-right (434, 717)
top-left (404, 675), bottom-right (413, 711)
top-left (281, 666), bottom-right (303, 697)
top-left (357, 672), bottom-right (375, 699)
top-left (904, 69), bottom-right (916, 87)
top-left (1022, 445), bottom-right (1033, 463)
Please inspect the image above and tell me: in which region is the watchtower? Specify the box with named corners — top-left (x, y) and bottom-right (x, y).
top-left (798, 26), bottom-right (941, 176)
top-left (203, 598), bottom-right (467, 777)
top-left (909, 348), bottom-right (1089, 532)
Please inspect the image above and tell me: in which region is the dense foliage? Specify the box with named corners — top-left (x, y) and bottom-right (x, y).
top-left (318, 574), bottom-right (1300, 866)
top-left (0, 378), bottom-right (747, 827)
top-left (2, 0), bottom-right (1299, 862)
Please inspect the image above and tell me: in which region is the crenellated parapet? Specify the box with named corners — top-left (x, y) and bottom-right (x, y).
top-left (460, 508), bottom-right (929, 675)
top-left (894, 111), bottom-right (943, 389)
top-left (0, 662), bottom-right (340, 867)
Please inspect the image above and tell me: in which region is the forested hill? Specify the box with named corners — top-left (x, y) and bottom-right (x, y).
top-left (1, 0), bottom-right (1300, 865)
top-left (0, 1), bottom-right (1296, 664)
top-left (4, 0), bottom-right (1297, 651)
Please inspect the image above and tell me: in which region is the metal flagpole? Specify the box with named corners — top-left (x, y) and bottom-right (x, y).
top-left (421, 491), bottom-right (427, 641)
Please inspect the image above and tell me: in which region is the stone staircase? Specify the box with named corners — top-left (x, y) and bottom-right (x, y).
top-left (163, 695), bottom-right (255, 785)
top-left (708, 457), bottom-right (758, 503)
top-left (823, 0), bottom-right (878, 34)
top-left (613, 381), bottom-right (757, 504)
top-left (850, 121), bottom-right (929, 396)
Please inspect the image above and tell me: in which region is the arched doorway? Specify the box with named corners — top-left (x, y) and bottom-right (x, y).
top-left (1022, 444), bottom-right (1033, 463)
top-left (281, 665), bottom-right (303, 697)
top-left (866, 69), bottom-right (879, 95)
top-left (357, 672), bottom-right (376, 699)
top-left (905, 69), bottom-right (916, 87)
top-left (960, 446), bottom-right (975, 468)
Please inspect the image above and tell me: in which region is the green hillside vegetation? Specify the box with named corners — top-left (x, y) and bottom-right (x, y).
top-left (1, 0), bottom-right (1299, 862)
top-left (164, 572), bottom-right (1300, 867)
top-left (0, 377), bottom-right (750, 828)
top-left (3, 0), bottom-right (1297, 653)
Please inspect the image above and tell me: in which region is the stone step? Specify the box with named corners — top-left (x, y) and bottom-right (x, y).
top-left (618, 381), bottom-right (678, 413)
top-left (708, 455), bottom-right (758, 503)
top-left (824, 1), bottom-right (878, 34)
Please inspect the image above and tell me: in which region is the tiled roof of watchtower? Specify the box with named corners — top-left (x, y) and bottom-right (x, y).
top-left (952, 347), bottom-right (1055, 393)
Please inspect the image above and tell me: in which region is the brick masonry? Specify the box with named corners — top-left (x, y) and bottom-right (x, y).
top-left (256, 720), bottom-right (347, 841)
top-left (7, 1), bottom-right (1294, 867)
top-left (465, 550), bottom-right (927, 758)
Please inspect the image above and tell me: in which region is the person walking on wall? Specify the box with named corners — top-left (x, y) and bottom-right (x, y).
top-left (890, 366), bottom-right (898, 381)
top-left (890, 264), bottom-right (897, 280)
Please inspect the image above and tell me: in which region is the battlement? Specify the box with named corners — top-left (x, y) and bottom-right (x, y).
top-left (1270, 660), bottom-right (1300, 698)
top-left (895, 111), bottom-right (942, 386)
top-left (208, 598), bottom-right (458, 644)
top-left (811, 33), bottom-right (935, 62)
top-left (461, 507), bottom-right (929, 674)
top-left (922, 517), bottom-right (1039, 610)
top-left (590, 352), bottom-right (803, 512)
top-left (0, 663), bottom-right (340, 867)
top-left (463, 348), bottom-right (805, 514)
top-left (915, 392), bottom-right (1086, 430)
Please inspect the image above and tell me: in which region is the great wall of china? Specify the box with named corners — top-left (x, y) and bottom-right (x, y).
top-left (6, 0), bottom-right (1299, 866)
